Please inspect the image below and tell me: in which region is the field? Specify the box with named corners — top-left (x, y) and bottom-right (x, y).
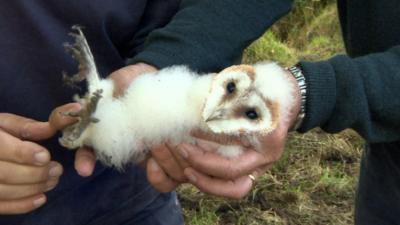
top-left (178, 1), bottom-right (365, 224)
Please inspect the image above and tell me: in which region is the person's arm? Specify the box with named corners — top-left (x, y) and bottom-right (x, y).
top-left (298, 45), bottom-right (400, 143)
top-left (129, 0), bottom-right (294, 72)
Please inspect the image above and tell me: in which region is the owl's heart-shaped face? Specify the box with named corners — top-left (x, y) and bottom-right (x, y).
top-left (202, 65), bottom-right (280, 135)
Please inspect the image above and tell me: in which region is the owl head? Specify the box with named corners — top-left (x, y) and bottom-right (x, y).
top-left (202, 62), bottom-right (291, 136)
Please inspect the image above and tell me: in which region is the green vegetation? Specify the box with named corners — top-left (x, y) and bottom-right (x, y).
top-left (178, 1), bottom-right (364, 224)
top-left (244, 0), bottom-right (344, 65)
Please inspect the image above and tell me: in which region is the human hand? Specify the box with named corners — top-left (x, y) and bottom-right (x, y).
top-left (176, 123), bottom-right (289, 199)
top-left (146, 126), bottom-right (288, 198)
top-left (0, 112), bottom-right (66, 214)
top-left (146, 143), bottom-right (189, 193)
top-left (147, 68), bottom-right (302, 198)
top-left (48, 103), bottom-right (96, 177)
top-left (110, 62), bottom-right (158, 97)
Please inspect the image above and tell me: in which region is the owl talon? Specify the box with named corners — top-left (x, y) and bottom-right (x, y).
top-left (59, 89), bottom-right (103, 148)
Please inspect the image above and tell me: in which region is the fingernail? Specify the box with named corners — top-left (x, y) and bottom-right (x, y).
top-left (76, 158), bottom-right (94, 177)
top-left (34, 151), bottom-right (50, 165)
top-left (45, 180), bottom-right (58, 191)
top-left (46, 184), bottom-right (56, 192)
top-left (49, 162), bottom-right (63, 178)
top-left (61, 104), bottom-right (82, 117)
top-left (186, 171), bottom-right (197, 183)
top-left (178, 146), bottom-right (189, 159)
top-left (66, 104), bottom-right (82, 113)
top-left (150, 160), bottom-right (160, 172)
top-left (33, 195), bottom-right (46, 208)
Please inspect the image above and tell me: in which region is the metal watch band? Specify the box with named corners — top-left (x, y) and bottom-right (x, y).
top-left (287, 65), bottom-right (307, 131)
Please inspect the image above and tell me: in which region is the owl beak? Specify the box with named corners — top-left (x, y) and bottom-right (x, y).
top-left (205, 109), bottom-right (226, 122)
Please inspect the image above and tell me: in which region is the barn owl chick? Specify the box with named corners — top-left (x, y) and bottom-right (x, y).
top-left (59, 26), bottom-right (295, 169)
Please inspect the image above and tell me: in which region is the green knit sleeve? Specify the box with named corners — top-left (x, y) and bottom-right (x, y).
top-left (129, 0), bottom-right (293, 72)
top-left (298, 46), bottom-right (400, 143)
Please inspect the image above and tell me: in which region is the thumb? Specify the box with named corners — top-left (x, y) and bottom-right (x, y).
top-left (48, 103), bottom-right (82, 131)
top-left (74, 147), bottom-right (96, 177)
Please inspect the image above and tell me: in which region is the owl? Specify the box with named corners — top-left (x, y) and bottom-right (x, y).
top-left (59, 26), bottom-right (294, 169)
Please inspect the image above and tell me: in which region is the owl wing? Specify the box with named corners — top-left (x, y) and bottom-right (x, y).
top-left (62, 25), bottom-right (101, 92)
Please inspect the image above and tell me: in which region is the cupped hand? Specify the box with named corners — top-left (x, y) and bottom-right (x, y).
top-left (147, 67), bottom-right (302, 199)
top-left (175, 123), bottom-right (289, 199)
top-left (0, 111), bottom-right (67, 214)
top-left (147, 123), bottom-right (288, 199)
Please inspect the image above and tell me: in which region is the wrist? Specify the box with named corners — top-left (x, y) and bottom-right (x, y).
top-left (286, 65), bottom-right (307, 131)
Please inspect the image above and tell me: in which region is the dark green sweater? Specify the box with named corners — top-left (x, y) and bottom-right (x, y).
top-left (300, 0), bottom-right (400, 143)
top-left (132, 0), bottom-right (400, 143)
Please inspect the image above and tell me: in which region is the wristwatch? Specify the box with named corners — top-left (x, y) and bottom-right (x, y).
top-left (287, 65), bottom-right (307, 131)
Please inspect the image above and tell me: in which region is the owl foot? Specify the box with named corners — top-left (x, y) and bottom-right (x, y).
top-left (59, 89), bottom-right (103, 149)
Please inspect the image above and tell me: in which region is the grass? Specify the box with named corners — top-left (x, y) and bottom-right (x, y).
top-left (178, 1), bottom-right (365, 224)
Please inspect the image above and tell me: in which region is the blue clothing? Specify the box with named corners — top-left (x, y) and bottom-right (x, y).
top-left (0, 0), bottom-right (292, 223)
top-left (2, 0), bottom-right (400, 224)
top-left (355, 143), bottom-right (400, 225)
top-left (0, 1), bottom-right (184, 224)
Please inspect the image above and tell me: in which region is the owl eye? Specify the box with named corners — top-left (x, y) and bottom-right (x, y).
top-left (226, 82), bottom-right (236, 94)
top-left (245, 109), bottom-right (258, 120)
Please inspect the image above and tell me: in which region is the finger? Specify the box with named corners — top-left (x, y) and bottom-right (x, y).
top-left (146, 158), bottom-right (178, 193)
top-left (247, 165), bottom-right (271, 184)
top-left (0, 113), bottom-right (54, 141)
top-left (74, 147), bottom-right (96, 177)
top-left (194, 139), bottom-right (221, 152)
top-left (0, 161), bottom-right (63, 184)
top-left (178, 143), bottom-right (266, 179)
top-left (44, 177), bottom-right (59, 192)
top-left (184, 168), bottom-right (253, 199)
top-left (0, 130), bottom-right (50, 166)
top-left (167, 143), bottom-right (190, 169)
top-left (151, 144), bottom-right (187, 182)
top-left (0, 194), bottom-right (47, 215)
top-left (48, 103), bottom-right (82, 130)
top-left (190, 130), bottom-right (243, 146)
top-left (0, 178), bottom-right (58, 200)
top-left (257, 163), bottom-right (274, 173)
